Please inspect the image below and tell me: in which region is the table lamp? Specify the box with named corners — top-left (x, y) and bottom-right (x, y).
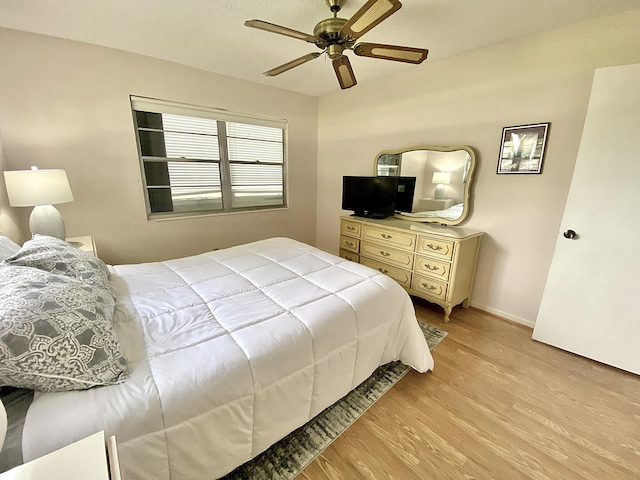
top-left (3, 166), bottom-right (74, 240)
top-left (431, 171), bottom-right (451, 199)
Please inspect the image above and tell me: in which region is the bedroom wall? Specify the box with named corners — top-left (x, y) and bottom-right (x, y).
top-left (0, 134), bottom-right (21, 242)
top-left (315, 9), bottom-right (640, 326)
top-left (0, 28), bottom-right (318, 264)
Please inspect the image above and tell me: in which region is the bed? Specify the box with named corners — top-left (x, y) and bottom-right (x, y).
top-left (0, 235), bottom-right (433, 479)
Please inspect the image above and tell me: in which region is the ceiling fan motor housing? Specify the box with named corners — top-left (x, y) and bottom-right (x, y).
top-left (313, 17), bottom-right (354, 58)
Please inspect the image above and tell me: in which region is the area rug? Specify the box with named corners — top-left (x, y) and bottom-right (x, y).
top-left (222, 321), bottom-right (447, 480)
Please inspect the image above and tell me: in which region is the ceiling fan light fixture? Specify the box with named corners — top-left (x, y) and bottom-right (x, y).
top-left (327, 44), bottom-right (345, 59)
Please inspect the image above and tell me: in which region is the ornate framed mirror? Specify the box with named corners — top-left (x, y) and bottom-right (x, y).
top-left (374, 145), bottom-right (476, 225)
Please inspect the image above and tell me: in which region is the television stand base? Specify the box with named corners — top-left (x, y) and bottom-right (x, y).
top-left (350, 213), bottom-right (387, 219)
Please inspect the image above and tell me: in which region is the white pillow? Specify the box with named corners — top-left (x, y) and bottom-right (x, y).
top-left (0, 236), bottom-right (20, 262)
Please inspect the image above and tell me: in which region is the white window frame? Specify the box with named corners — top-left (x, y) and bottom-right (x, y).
top-left (130, 96), bottom-right (288, 219)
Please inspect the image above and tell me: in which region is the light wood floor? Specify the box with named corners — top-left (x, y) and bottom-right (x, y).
top-left (298, 298), bottom-right (640, 479)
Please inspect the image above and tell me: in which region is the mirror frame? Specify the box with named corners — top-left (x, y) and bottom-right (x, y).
top-left (374, 145), bottom-right (476, 226)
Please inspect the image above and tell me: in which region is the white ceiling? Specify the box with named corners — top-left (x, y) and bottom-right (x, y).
top-left (1, 0), bottom-right (640, 97)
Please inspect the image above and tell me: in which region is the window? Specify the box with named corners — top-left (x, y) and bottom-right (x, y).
top-left (131, 96), bottom-right (287, 217)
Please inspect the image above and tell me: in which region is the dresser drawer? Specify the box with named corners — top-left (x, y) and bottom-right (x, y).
top-left (415, 256), bottom-right (450, 282)
top-left (362, 226), bottom-right (416, 251)
top-left (340, 219), bottom-right (362, 237)
top-left (340, 249), bottom-right (359, 262)
top-left (417, 235), bottom-right (454, 260)
top-left (361, 258), bottom-right (412, 288)
top-left (361, 241), bottom-right (414, 270)
top-left (340, 235), bottom-right (360, 253)
top-left (412, 274), bottom-right (448, 301)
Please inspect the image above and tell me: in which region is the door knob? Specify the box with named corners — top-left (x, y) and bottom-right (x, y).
top-left (563, 229), bottom-right (577, 239)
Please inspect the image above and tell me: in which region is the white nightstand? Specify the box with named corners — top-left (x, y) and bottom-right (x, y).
top-left (0, 431), bottom-right (121, 480)
top-left (66, 235), bottom-right (97, 257)
top-left (417, 198), bottom-right (455, 211)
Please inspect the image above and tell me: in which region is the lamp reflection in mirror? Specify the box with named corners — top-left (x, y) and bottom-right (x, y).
top-left (431, 171), bottom-right (451, 199)
top-left (3, 166), bottom-right (74, 240)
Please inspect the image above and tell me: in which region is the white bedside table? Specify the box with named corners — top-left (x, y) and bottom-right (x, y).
top-left (66, 235), bottom-right (97, 257)
top-left (0, 431), bottom-right (121, 480)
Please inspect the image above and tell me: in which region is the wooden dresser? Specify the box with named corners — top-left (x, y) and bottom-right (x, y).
top-left (339, 215), bottom-right (483, 322)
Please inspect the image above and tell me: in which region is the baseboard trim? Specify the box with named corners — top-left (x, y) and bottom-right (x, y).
top-left (469, 302), bottom-right (536, 329)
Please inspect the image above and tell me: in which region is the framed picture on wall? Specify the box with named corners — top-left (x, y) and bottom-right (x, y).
top-left (497, 123), bottom-right (550, 174)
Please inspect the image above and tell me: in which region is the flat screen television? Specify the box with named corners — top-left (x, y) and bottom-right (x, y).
top-left (395, 176), bottom-right (417, 213)
top-left (342, 176), bottom-right (397, 218)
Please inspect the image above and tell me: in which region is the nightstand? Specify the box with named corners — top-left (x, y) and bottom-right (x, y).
top-left (0, 431), bottom-right (121, 480)
top-left (417, 198), bottom-right (455, 211)
top-left (66, 235), bottom-right (97, 257)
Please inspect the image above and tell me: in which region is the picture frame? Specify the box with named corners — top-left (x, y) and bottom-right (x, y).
top-left (497, 123), bottom-right (550, 174)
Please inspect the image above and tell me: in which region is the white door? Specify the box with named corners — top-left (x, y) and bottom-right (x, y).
top-left (533, 63), bottom-right (640, 375)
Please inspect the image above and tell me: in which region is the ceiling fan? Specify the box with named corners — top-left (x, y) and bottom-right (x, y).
top-left (245, 0), bottom-right (429, 90)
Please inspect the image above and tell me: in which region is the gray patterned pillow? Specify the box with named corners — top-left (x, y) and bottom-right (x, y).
top-left (0, 265), bottom-right (128, 392)
top-left (2, 235), bottom-right (110, 290)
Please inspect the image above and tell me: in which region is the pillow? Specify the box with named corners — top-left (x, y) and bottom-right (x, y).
top-left (0, 237), bottom-right (20, 262)
top-left (2, 235), bottom-right (110, 290)
top-left (0, 265), bottom-right (128, 392)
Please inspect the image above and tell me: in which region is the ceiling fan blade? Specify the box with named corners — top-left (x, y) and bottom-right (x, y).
top-left (353, 42), bottom-right (428, 64)
top-left (264, 52), bottom-right (322, 77)
top-left (245, 19), bottom-right (317, 43)
top-left (332, 56), bottom-right (357, 89)
top-left (340, 0), bottom-right (402, 40)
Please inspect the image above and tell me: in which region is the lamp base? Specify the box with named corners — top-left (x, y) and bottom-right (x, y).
top-left (29, 205), bottom-right (66, 240)
top-left (434, 184), bottom-right (445, 199)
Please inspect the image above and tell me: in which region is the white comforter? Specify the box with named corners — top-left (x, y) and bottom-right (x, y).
top-left (22, 238), bottom-right (433, 479)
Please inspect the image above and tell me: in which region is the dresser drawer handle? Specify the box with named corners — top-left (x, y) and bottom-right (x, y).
top-left (421, 282), bottom-right (438, 291)
top-left (346, 225), bottom-right (357, 231)
top-left (378, 268), bottom-right (389, 274)
top-left (426, 243), bottom-right (443, 252)
top-left (424, 264), bottom-right (439, 272)
top-left (381, 233), bottom-right (393, 239)
top-left (379, 250), bottom-right (391, 257)
top-left (345, 241), bottom-right (355, 248)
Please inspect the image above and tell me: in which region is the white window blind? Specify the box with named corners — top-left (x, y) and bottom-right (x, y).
top-left (131, 96), bottom-right (287, 217)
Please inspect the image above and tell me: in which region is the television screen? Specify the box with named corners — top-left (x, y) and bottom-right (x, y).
top-left (395, 176), bottom-right (416, 213)
top-left (342, 176), bottom-right (397, 218)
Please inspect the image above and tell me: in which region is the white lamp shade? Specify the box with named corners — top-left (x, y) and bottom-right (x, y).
top-left (3, 169), bottom-right (73, 207)
top-left (431, 171), bottom-right (451, 185)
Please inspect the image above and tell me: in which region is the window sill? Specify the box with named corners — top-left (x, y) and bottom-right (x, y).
top-left (147, 205), bottom-right (289, 222)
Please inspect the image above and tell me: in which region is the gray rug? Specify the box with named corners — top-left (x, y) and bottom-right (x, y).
top-left (222, 321), bottom-right (447, 480)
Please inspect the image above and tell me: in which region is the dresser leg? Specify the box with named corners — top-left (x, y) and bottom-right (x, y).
top-left (462, 298), bottom-right (470, 309)
top-left (444, 306), bottom-right (452, 323)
